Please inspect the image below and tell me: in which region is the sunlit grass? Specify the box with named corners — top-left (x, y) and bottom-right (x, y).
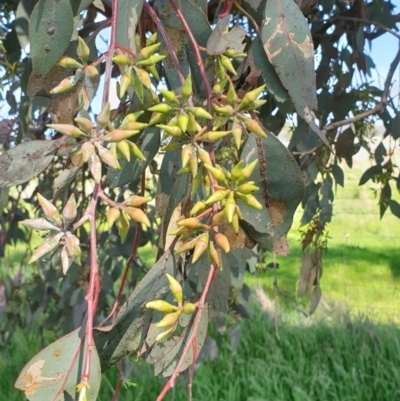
top-left (245, 161), bottom-right (400, 322)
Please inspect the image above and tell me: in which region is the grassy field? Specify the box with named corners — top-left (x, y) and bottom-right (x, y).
top-left (246, 161), bottom-right (400, 322)
top-left (4, 310), bottom-right (400, 401)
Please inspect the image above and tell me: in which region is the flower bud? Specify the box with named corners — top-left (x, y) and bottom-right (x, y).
top-left (175, 237), bottom-right (198, 255)
top-left (58, 56), bottom-right (83, 69)
top-left (129, 142), bottom-right (146, 161)
top-left (186, 107), bottom-right (212, 120)
top-left (182, 302), bottom-right (196, 314)
top-left (122, 196), bottom-right (151, 208)
top-left (232, 212), bottom-right (240, 234)
top-left (237, 84), bottom-right (266, 111)
top-left (119, 70), bottom-right (132, 98)
top-left (212, 79), bottom-right (227, 94)
top-left (155, 311), bottom-right (181, 328)
top-left (124, 207), bottom-right (151, 227)
top-left (189, 151), bottom-right (198, 179)
top-left (112, 54), bottom-right (132, 66)
top-left (231, 160), bottom-right (245, 182)
top-left (49, 75), bottom-right (81, 94)
top-left (136, 68), bottom-right (152, 89)
top-left (97, 102), bottom-right (110, 127)
top-left (192, 232), bottom-right (209, 264)
top-left (77, 36), bottom-right (90, 64)
top-left (156, 124), bottom-right (182, 138)
top-left (139, 43), bottom-right (161, 60)
top-left (146, 300), bottom-right (178, 313)
top-left (227, 83), bottom-right (238, 105)
top-left (214, 232), bottom-right (230, 253)
top-left (74, 117), bottom-right (92, 134)
top-left (84, 65), bottom-right (98, 78)
top-left (117, 140), bottom-right (131, 161)
top-left (235, 193), bottom-right (263, 210)
top-left (103, 129), bottom-right (140, 142)
top-left (182, 73), bottom-right (192, 99)
top-left (204, 163), bottom-right (227, 184)
top-left (224, 191), bottom-right (236, 223)
top-left (241, 159), bottom-right (258, 179)
top-left (181, 145), bottom-right (192, 168)
top-left (148, 104), bottom-right (173, 113)
top-left (166, 273), bottom-right (183, 305)
top-left (236, 182), bottom-right (259, 194)
top-left (62, 194), bottom-right (77, 224)
top-left (242, 117), bottom-right (268, 139)
top-left (211, 209), bottom-right (227, 226)
top-left (178, 112), bottom-right (189, 133)
top-left (178, 217), bottom-right (207, 229)
top-left (205, 189), bottom-right (230, 205)
top-left (212, 104), bottom-right (234, 116)
top-left (232, 117), bottom-right (243, 149)
top-left (37, 193), bottom-right (62, 226)
top-left (136, 54), bottom-right (165, 66)
top-left (47, 123), bottom-right (86, 138)
top-left (107, 208), bottom-right (121, 228)
top-left (159, 89), bottom-right (179, 105)
top-left (208, 241), bottom-right (221, 268)
top-left (219, 54), bottom-right (237, 75)
top-left (198, 130), bottom-right (231, 142)
top-left (190, 200), bottom-right (206, 216)
top-left (195, 145), bottom-right (212, 166)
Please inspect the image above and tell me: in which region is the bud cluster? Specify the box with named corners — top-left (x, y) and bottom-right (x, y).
top-left (145, 273), bottom-right (197, 342)
top-left (20, 194), bottom-right (80, 275)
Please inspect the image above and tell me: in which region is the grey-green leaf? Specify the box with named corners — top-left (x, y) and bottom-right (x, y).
top-left (29, 0), bottom-right (74, 75)
top-left (14, 327), bottom-right (101, 400)
top-left (94, 250), bottom-right (175, 371)
top-left (0, 140), bottom-right (61, 188)
top-left (115, 0), bottom-right (144, 56)
top-left (261, 0), bottom-right (329, 146)
top-left (239, 134), bottom-right (304, 251)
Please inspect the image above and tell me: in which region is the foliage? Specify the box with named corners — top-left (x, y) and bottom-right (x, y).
top-left (0, 0), bottom-right (399, 399)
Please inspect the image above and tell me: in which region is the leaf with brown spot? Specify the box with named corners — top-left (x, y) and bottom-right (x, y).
top-left (15, 327), bottom-right (101, 400)
top-left (239, 134), bottom-right (304, 252)
top-left (0, 140), bottom-right (61, 188)
top-left (261, 0), bottom-right (329, 146)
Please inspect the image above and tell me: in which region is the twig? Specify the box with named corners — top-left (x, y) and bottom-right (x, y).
top-left (323, 48), bottom-right (400, 132)
top-left (111, 363), bottom-right (125, 401)
top-left (234, 1), bottom-right (260, 36)
top-left (81, 184), bottom-right (100, 385)
top-left (331, 15), bottom-right (400, 41)
top-left (143, 2), bottom-right (185, 85)
top-left (99, 173), bottom-right (146, 327)
top-left (156, 263), bottom-right (217, 401)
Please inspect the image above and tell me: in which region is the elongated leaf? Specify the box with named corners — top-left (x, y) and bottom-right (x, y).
top-left (261, 0), bottom-right (329, 146)
top-left (115, 0), bottom-right (144, 56)
top-left (53, 167), bottom-right (80, 198)
top-left (30, 0), bottom-right (74, 75)
top-left (94, 250), bottom-right (175, 371)
top-left (15, 327), bottom-right (101, 401)
top-left (239, 134), bottom-right (304, 251)
top-left (15, 0), bottom-right (38, 49)
top-left (0, 140), bottom-right (61, 188)
top-left (108, 127), bottom-right (160, 188)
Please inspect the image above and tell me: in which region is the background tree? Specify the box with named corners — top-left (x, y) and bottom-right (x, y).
top-left (0, 0), bottom-right (398, 400)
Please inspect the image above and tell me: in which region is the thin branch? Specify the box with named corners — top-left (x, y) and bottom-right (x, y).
top-left (143, 2), bottom-right (185, 85)
top-left (332, 15), bottom-right (400, 41)
top-left (323, 48), bottom-right (400, 132)
top-left (234, 1), bottom-right (260, 36)
top-left (81, 184), bottom-right (100, 384)
top-left (156, 263), bottom-right (217, 401)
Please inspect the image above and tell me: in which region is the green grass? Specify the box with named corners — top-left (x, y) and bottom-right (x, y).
top-left (245, 161), bottom-right (400, 322)
top-left (5, 311), bottom-right (400, 401)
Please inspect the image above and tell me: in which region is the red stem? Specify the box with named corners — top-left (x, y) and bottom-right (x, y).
top-left (143, 3), bottom-right (185, 85)
top-left (81, 184), bottom-right (100, 382)
top-left (111, 363), bottom-right (125, 401)
top-left (156, 263), bottom-right (217, 401)
top-left (99, 173), bottom-right (146, 327)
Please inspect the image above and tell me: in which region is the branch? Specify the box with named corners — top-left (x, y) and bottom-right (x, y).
top-left (332, 15), bottom-right (400, 41)
top-left (143, 2), bottom-right (185, 85)
top-left (81, 184), bottom-right (100, 386)
top-left (323, 48), bottom-right (400, 132)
